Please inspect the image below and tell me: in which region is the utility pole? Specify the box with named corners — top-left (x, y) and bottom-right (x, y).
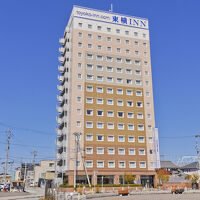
top-left (195, 135), bottom-right (200, 170)
top-left (31, 150), bottom-right (37, 185)
top-left (4, 129), bottom-right (11, 183)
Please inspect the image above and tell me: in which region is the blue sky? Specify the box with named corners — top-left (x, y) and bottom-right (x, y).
top-left (0, 0), bottom-right (200, 170)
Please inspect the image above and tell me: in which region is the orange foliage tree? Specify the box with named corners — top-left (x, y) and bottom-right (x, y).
top-left (156, 169), bottom-right (170, 184)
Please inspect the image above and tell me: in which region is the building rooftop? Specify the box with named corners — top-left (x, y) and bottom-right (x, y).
top-left (160, 161), bottom-right (178, 169)
top-left (180, 162), bottom-right (199, 170)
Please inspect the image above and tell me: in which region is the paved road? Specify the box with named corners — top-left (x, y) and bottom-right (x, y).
top-left (92, 193), bottom-right (200, 200)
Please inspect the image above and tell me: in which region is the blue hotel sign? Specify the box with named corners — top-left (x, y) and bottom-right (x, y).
top-left (74, 6), bottom-right (148, 30)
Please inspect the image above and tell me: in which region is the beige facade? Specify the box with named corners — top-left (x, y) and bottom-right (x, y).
top-left (57, 5), bottom-right (160, 187)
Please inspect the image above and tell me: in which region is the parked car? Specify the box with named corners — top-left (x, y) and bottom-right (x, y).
top-left (171, 187), bottom-right (184, 194)
top-left (0, 184), bottom-right (4, 191)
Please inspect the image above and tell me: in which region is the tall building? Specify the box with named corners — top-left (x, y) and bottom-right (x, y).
top-left (56, 5), bottom-right (160, 187)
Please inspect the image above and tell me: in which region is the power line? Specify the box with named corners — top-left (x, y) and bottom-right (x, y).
top-left (0, 121), bottom-right (54, 136)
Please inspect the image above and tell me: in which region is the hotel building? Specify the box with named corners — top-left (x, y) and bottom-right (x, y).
top-left (56, 6), bottom-right (160, 187)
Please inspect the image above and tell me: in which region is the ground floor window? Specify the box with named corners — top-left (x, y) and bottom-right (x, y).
top-left (97, 175), bottom-right (114, 185)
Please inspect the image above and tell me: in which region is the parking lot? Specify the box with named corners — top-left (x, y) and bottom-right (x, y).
top-left (92, 193), bottom-right (200, 200)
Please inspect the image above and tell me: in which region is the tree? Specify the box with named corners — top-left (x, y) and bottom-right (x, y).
top-left (191, 174), bottom-right (199, 183)
top-left (156, 169), bottom-right (170, 184)
top-left (123, 173), bottom-right (135, 184)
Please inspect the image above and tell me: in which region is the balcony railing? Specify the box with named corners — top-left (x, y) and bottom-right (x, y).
top-left (56, 139), bottom-right (63, 148)
top-left (56, 116), bottom-right (63, 125)
top-left (57, 95), bottom-right (64, 103)
top-left (58, 65), bottom-right (65, 73)
top-left (57, 85), bottom-right (64, 93)
top-left (56, 128), bottom-right (62, 136)
top-left (56, 105), bottom-right (63, 114)
top-left (59, 38), bottom-right (65, 45)
top-left (58, 75), bottom-right (64, 83)
top-left (58, 56), bottom-right (66, 65)
top-left (59, 47), bottom-right (66, 55)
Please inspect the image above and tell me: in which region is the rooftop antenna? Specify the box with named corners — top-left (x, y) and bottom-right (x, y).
top-left (109, 4), bottom-right (113, 12)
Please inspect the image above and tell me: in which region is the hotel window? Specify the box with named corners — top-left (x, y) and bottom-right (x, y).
top-left (144, 61), bottom-right (148, 66)
top-left (106, 56), bottom-right (113, 62)
top-left (127, 101), bottom-right (133, 107)
top-left (97, 87), bottom-right (103, 93)
top-left (98, 45), bottom-right (102, 50)
top-left (128, 136), bottom-right (135, 143)
top-left (125, 30), bottom-right (129, 35)
top-left (150, 149), bottom-right (153, 155)
top-left (134, 41), bottom-right (139, 46)
top-left (137, 102), bottom-right (143, 108)
top-left (77, 85), bottom-right (82, 90)
top-left (107, 111), bottom-right (114, 117)
top-left (147, 114), bottom-right (151, 119)
top-left (117, 89), bottom-right (123, 94)
top-left (117, 100), bottom-right (123, 106)
top-left (107, 47), bottom-right (112, 52)
top-left (143, 42), bottom-right (147, 47)
top-left (126, 49), bottom-right (130, 54)
top-left (125, 40), bottom-right (130, 45)
top-left (137, 113), bottom-right (143, 119)
top-left (146, 92), bottom-right (150, 97)
top-left (146, 102), bottom-right (151, 108)
top-left (116, 68), bottom-right (122, 73)
top-left (116, 58), bottom-right (122, 63)
top-left (88, 44), bottom-right (92, 49)
top-left (97, 135), bottom-right (104, 141)
top-left (97, 26), bottom-right (102, 30)
top-left (97, 55), bottom-right (103, 61)
top-left (97, 147), bottom-right (104, 154)
top-left (117, 112), bottom-right (124, 118)
top-left (117, 48), bottom-right (121, 53)
top-left (97, 98), bottom-right (103, 104)
top-left (107, 77), bottom-right (113, 82)
top-left (78, 23), bottom-right (82, 27)
top-left (149, 137), bottom-right (153, 143)
top-left (86, 109), bottom-right (93, 116)
top-left (129, 161), bottom-right (136, 168)
top-left (127, 112), bottom-right (134, 118)
top-left (116, 38), bottom-right (121, 43)
top-left (118, 148), bottom-right (125, 155)
top-left (86, 86), bottom-right (93, 92)
top-left (78, 32), bottom-right (82, 37)
top-left (136, 90), bottom-right (142, 96)
top-left (86, 74), bottom-right (93, 80)
top-left (76, 121), bottom-right (81, 127)
top-left (108, 148), bottom-right (115, 154)
top-left (107, 87), bottom-right (113, 94)
top-left (88, 34), bottom-right (92, 39)
top-left (77, 97), bottom-right (81, 102)
top-left (134, 60), bottom-right (140, 65)
top-left (118, 136), bottom-right (125, 142)
top-left (134, 32), bottom-right (138, 36)
top-left (86, 161), bottom-right (93, 168)
top-left (88, 24), bottom-right (92, 29)
top-left (135, 51), bottom-right (139, 56)
top-left (136, 80), bottom-right (142, 86)
top-left (78, 42), bottom-right (82, 47)
top-left (116, 29), bottom-right (120, 33)
top-left (135, 70), bottom-right (141, 75)
top-left (78, 52), bottom-right (82, 58)
top-left (87, 53), bottom-right (93, 59)
top-left (107, 27), bottom-right (111, 32)
top-left (126, 79), bottom-right (132, 85)
top-left (107, 99), bottom-right (114, 105)
top-left (77, 109), bottom-right (81, 115)
top-left (86, 97), bottom-right (93, 104)
top-left (97, 65), bottom-right (103, 71)
top-left (77, 63), bottom-right (82, 68)
top-left (138, 136), bottom-right (145, 143)
top-left (118, 123), bottom-right (124, 130)
top-left (97, 76), bottom-right (103, 82)
top-left (128, 124), bottom-right (134, 130)
top-left (126, 69), bottom-right (132, 74)
top-left (139, 149), bottom-right (145, 155)
top-left (107, 66), bottom-right (113, 72)
top-left (107, 36), bottom-right (111, 41)
top-left (86, 147), bottom-right (93, 154)
top-left (97, 110), bottom-right (104, 116)
top-left (97, 161), bottom-right (104, 168)
top-left (107, 135), bottom-right (114, 142)
top-left (107, 122), bottom-right (114, 129)
top-left (98, 35), bottom-right (102, 40)
top-left (144, 52), bottom-right (147, 57)
top-left (86, 121), bottom-right (93, 128)
top-left (117, 78), bottom-right (123, 83)
top-left (77, 73), bottom-right (82, 79)
top-left (129, 148), bottom-right (135, 155)
top-left (143, 33), bottom-right (146, 38)
top-left (145, 71), bottom-right (149, 76)
top-left (138, 124), bottom-right (144, 131)
top-left (86, 134), bottom-right (93, 141)
top-left (148, 125), bottom-right (152, 131)
top-left (126, 59), bottom-right (131, 64)
top-left (86, 64), bottom-right (93, 70)
top-left (145, 81), bottom-right (149, 86)
top-left (119, 161), bottom-right (126, 168)
top-left (108, 161), bottom-right (115, 168)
